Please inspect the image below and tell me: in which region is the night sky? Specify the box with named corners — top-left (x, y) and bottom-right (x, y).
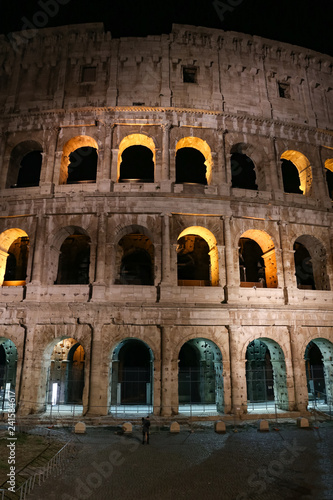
top-left (0, 0), bottom-right (332, 56)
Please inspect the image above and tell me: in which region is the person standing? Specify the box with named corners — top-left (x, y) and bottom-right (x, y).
top-left (142, 416), bottom-right (150, 444)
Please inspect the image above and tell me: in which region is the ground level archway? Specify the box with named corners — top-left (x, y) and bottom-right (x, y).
top-left (246, 338), bottom-right (288, 412)
top-left (0, 338), bottom-right (18, 412)
top-left (178, 338), bottom-right (223, 413)
top-left (305, 338), bottom-right (333, 409)
top-left (110, 339), bottom-right (153, 411)
top-left (46, 338), bottom-right (85, 407)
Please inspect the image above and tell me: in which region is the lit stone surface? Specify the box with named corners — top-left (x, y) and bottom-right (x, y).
top-left (75, 422), bottom-right (86, 434)
top-left (0, 23), bottom-right (332, 421)
top-left (215, 421), bottom-right (226, 434)
top-left (297, 417), bottom-right (310, 428)
top-left (258, 420), bottom-right (270, 432)
top-left (170, 422), bottom-right (180, 433)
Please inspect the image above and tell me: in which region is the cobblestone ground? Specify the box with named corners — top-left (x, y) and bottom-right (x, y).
top-left (26, 420), bottom-right (333, 500)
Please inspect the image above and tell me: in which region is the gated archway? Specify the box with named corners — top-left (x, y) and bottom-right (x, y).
top-left (0, 339), bottom-right (18, 412)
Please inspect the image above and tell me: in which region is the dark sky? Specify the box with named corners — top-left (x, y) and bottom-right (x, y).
top-left (0, 0), bottom-right (332, 56)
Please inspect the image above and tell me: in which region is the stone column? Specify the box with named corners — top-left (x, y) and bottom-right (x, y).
top-left (40, 127), bottom-right (59, 191)
top-left (288, 326), bottom-right (308, 413)
top-left (228, 326), bottom-right (247, 415)
top-left (223, 216), bottom-right (236, 301)
top-left (278, 221), bottom-right (296, 296)
top-left (161, 213), bottom-right (172, 284)
top-left (94, 213), bottom-right (107, 284)
top-left (30, 215), bottom-right (48, 284)
top-left (87, 324), bottom-right (109, 416)
top-left (160, 327), bottom-right (173, 416)
top-left (161, 124), bottom-right (171, 181)
top-left (0, 132), bottom-right (8, 189)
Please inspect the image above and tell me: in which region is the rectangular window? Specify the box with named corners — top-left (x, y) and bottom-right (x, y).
top-left (183, 66), bottom-right (198, 84)
top-left (81, 66), bottom-right (97, 83)
top-left (278, 82), bottom-right (290, 99)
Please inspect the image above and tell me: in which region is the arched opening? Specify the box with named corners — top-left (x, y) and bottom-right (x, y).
top-left (280, 150), bottom-right (312, 195)
top-left (177, 226), bottom-right (219, 287)
top-left (67, 147), bottom-right (98, 184)
top-left (0, 229), bottom-right (29, 287)
top-left (246, 338), bottom-right (288, 413)
top-left (281, 159), bottom-right (302, 194)
top-left (293, 235), bottom-right (330, 291)
top-left (177, 235), bottom-right (210, 286)
top-left (176, 148), bottom-right (207, 185)
top-left (59, 136), bottom-right (98, 185)
top-left (0, 339), bottom-right (18, 412)
top-left (238, 230), bottom-right (278, 288)
top-left (46, 338), bottom-right (85, 408)
top-left (110, 339), bottom-right (153, 412)
top-left (305, 339), bottom-right (333, 411)
top-left (3, 236), bottom-right (29, 286)
top-left (6, 140), bottom-right (43, 189)
top-left (231, 152), bottom-right (258, 190)
top-left (117, 134), bottom-right (156, 183)
top-left (119, 145), bottom-right (154, 182)
top-left (175, 137), bottom-right (213, 185)
top-left (55, 232), bottom-right (90, 285)
top-left (178, 338), bottom-right (223, 414)
top-left (116, 233), bottom-right (154, 285)
top-left (325, 159), bottom-right (333, 200)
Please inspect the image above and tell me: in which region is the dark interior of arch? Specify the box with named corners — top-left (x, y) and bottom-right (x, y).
top-left (15, 150), bottom-right (42, 188)
top-left (239, 238), bottom-right (266, 285)
top-left (326, 169), bottom-right (333, 200)
top-left (177, 235), bottom-right (210, 285)
top-left (67, 147), bottom-right (98, 183)
top-left (246, 340), bottom-right (274, 402)
top-left (231, 152), bottom-right (258, 190)
top-left (117, 340), bottom-right (151, 404)
top-left (67, 343), bottom-right (85, 403)
top-left (293, 241), bottom-right (315, 289)
top-left (118, 233), bottom-right (154, 285)
top-left (178, 339), bottom-right (223, 405)
top-left (0, 340), bottom-right (17, 393)
top-left (4, 237), bottom-right (29, 282)
top-left (119, 145), bottom-right (154, 182)
top-left (305, 342), bottom-right (325, 400)
top-left (281, 159), bottom-right (302, 194)
top-left (120, 250), bottom-right (153, 285)
top-left (55, 233), bottom-right (90, 284)
top-left (176, 147), bottom-right (207, 185)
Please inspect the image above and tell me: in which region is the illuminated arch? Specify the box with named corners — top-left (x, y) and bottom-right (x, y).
top-left (177, 226), bottom-right (219, 286)
top-left (59, 135), bottom-right (99, 185)
top-left (324, 159), bottom-right (333, 200)
top-left (280, 150), bottom-right (312, 195)
top-left (117, 134), bottom-right (156, 182)
top-left (239, 229), bottom-right (278, 288)
top-left (175, 137), bottom-right (213, 184)
top-left (0, 229), bottom-right (29, 286)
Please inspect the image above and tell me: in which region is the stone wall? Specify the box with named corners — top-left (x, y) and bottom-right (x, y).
top-left (0, 23), bottom-right (332, 418)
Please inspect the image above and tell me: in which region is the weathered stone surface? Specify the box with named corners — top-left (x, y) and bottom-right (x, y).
top-left (0, 23), bottom-right (331, 422)
top-left (258, 420), bottom-right (270, 432)
top-left (75, 422), bottom-right (86, 434)
top-left (122, 422), bottom-right (132, 434)
top-left (170, 422), bottom-right (180, 433)
top-left (297, 417), bottom-right (310, 428)
top-left (215, 421), bottom-right (226, 434)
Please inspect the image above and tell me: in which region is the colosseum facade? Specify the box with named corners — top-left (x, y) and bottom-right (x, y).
top-left (0, 22), bottom-right (332, 420)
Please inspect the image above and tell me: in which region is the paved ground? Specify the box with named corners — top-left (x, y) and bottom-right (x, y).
top-left (25, 419), bottom-right (333, 500)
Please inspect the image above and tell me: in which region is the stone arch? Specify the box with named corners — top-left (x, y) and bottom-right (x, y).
top-left (230, 143), bottom-right (258, 191)
top-left (304, 338), bottom-right (333, 406)
top-left (324, 158), bottom-right (333, 200)
top-left (114, 226), bottom-right (155, 285)
top-left (44, 337), bottom-right (85, 408)
top-left (110, 338), bottom-right (154, 408)
top-left (0, 228), bottom-right (29, 286)
top-left (293, 234), bottom-right (330, 290)
top-left (6, 140), bottom-right (43, 189)
top-left (177, 337), bottom-right (224, 412)
top-left (0, 338), bottom-right (18, 412)
top-left (117, 134), bottom-right (156, 182)
top-left (245, 338), bottom-right (288, 411)
top-left (238, 229), bottom-right (278, 288)
top-left (59, 136), bottom-right (98, 185)
top-left (177, 226), bottom-right (219, 286)
top-left (175, 137), bottom-right (213, 185)
top-left (48, 226), bottom-right (91, 285)
top-left (280, 150), bottom-right (312, 196)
